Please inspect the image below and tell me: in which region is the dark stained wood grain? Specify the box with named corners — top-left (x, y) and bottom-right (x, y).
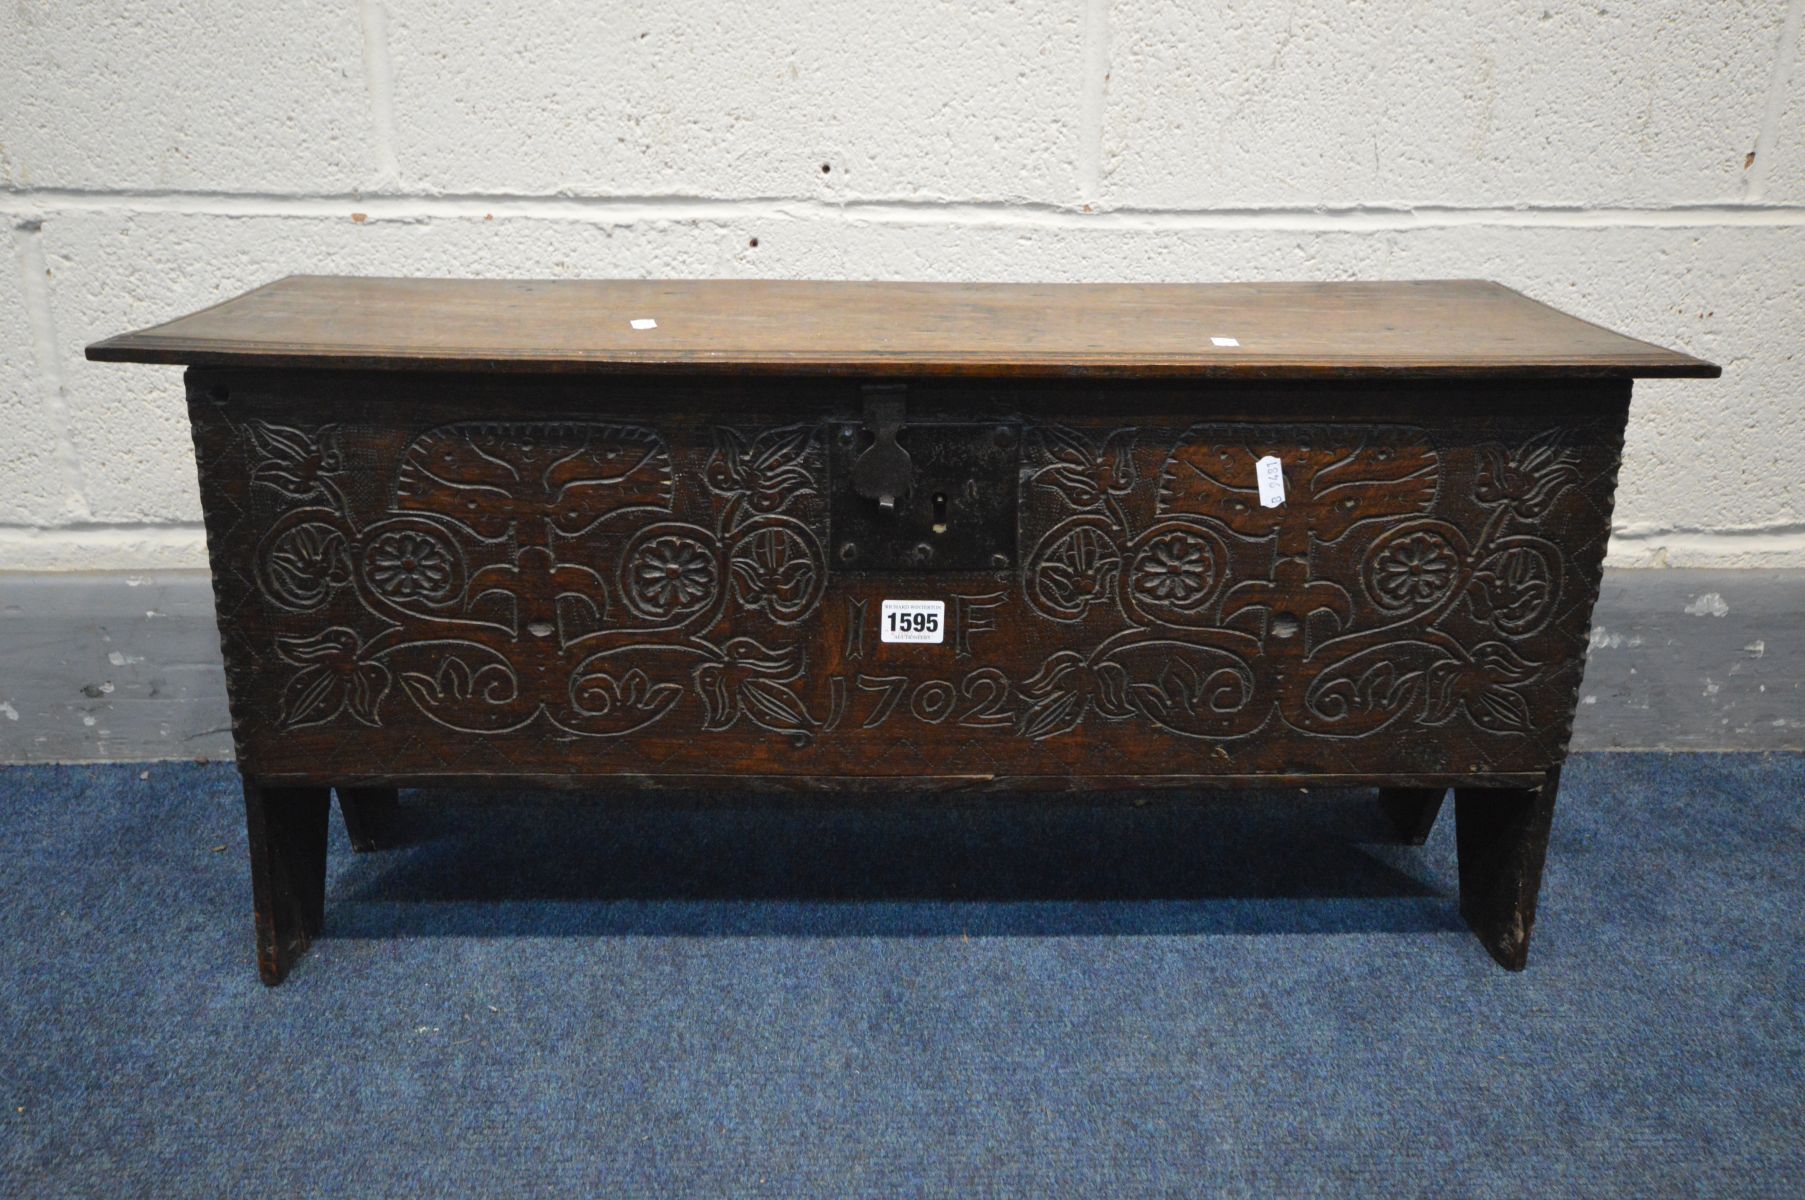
top-left (88, 277), bottom-right (1719, 380)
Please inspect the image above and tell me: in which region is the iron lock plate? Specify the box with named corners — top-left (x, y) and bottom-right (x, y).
top-left (827, 415), bottom-right (1022, 572)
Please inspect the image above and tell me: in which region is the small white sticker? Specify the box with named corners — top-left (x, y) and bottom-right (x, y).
top-left (1256, 455), bottom-right (1286, 508)
top-left (629, 318), bottom-right (658, 330)
top-left (880, 599), bottom-right (945, 644)
top-left (1211, 336), bottom-right (1240, 347)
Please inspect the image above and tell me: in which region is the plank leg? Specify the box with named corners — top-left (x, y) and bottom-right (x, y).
top-left (336, 785), bottom-right (401, 853)
top-left (243, 778), bottom-right (330, 986)
top-left (1454, 770), bottom-right (1561, 971)
top-left (1377, 787), bottom-right (1446, 845)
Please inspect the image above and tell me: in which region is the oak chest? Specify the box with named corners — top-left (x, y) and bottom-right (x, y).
top-left (89, 277), bottom-right (1718, 983)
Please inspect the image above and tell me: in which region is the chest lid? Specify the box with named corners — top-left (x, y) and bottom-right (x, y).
top-left (87, 276), bottom-right (1717, 380)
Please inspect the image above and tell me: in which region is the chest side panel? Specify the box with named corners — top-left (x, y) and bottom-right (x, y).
top-left (188, 372), bottom-right (1625, 784)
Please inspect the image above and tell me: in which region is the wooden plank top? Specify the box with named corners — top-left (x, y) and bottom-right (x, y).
top-left (87, 276), bottom-right (1718, 380)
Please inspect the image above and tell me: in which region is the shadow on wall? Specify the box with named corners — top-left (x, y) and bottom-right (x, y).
top-left (326, 788), bottom-right (1463, 940)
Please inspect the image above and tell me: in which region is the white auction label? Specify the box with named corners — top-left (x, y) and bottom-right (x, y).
top-left (1255, 455), bottom-right (1286, 508)
top-left (629, 318), bottom-right (658, 330)
top-left (1211, 336), bottom-right (1240, 347)
top-left (880, 599), bottom-right (945, 644)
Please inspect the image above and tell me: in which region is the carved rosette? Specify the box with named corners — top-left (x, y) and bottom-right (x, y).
top-left (618, 525), bottom-right (721, 622)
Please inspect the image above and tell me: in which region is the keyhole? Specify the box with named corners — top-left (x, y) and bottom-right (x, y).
top-left (931, 492), bottom-right (948, 535)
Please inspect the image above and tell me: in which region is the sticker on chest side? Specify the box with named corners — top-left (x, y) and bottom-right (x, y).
top-left (880, 599), bottom-right (946, 644)
top-left (1255, 455), bottom-right (1286, 508)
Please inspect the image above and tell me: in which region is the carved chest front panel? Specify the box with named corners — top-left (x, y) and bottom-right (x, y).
top-left (188, 371), bottom-right (1626, 786)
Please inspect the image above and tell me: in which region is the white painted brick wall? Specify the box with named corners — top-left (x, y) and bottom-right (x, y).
top-left (0, 1), bottom-right (371, 192)
top-left (3, 1), bottom-right (1801, 570)
top-left (385, 1), bottom-right (1090, 201)
top-left (1104, 1), bottom-right (1786, 207)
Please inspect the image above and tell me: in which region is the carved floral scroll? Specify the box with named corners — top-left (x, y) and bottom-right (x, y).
top-left (226, 411), bottom-right (1592, 751)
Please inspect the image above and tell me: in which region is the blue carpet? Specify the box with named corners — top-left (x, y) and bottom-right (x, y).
top-left (1, 753), bottom-right (1801, 1197)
